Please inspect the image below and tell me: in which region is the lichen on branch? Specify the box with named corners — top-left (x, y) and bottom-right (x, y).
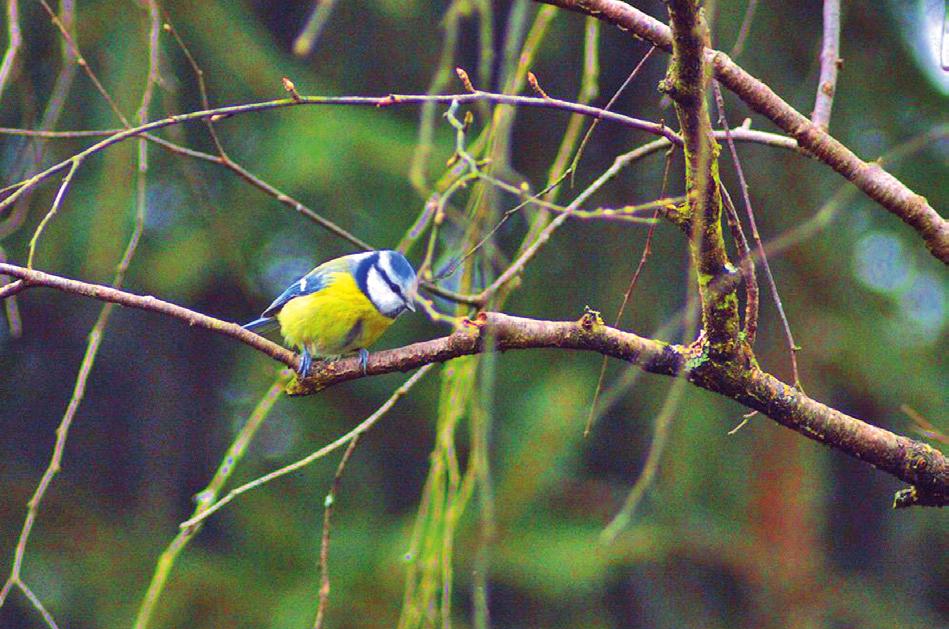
top-left (1, 263), bottom-right (945, 506)
top-left (661, 0), bottom-right (741, 359)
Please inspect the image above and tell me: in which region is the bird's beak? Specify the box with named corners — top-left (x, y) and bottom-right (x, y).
top-left (406, 286), bottom-right (418, 312)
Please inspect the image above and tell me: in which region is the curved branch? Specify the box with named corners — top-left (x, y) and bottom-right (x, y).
top-left (0, 262), bottom-right (297, 368)
top-left (535, 0), bottom-right (949, 263)
top-left (0, 91), bottom-right (801, 220)
top-left (0, 0), bottom-right (21, 105)
top-left (2, 264), bottom-right (944, 505)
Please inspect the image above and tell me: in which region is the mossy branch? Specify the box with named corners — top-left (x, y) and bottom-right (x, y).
top-left (534, 0), bottom-right (949, 263)
top-left (662, 1), bottom-right (741, 360)
top-left (2, 262), bottom-right (945, 506)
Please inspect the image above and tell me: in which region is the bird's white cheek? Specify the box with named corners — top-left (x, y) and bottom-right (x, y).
top-left (366, 267), bottom-right (403, 316)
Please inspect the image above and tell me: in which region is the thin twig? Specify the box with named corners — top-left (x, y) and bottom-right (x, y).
top-left (39, 0), bottom-right (131, 127)
top-left (728, 0), bottom-right (758, 59)
top-left (0, 0), bottom-right (77, 242)
top-left (713, 80), bottom-right (801, 386)
top-left (570, 46), bottom-right (656, 183)
top-left (134, 375), bottom-right (285, 629)
top-left (477, 139), bottom-right (679, 303)
top-left (901, 405), bottom-right (948, 445)
top-left (294, 0), bottom-right (339, 57)
top-left (584, 148), bottom-right (675, 436)
top-left (601, 376), bottom-right (688, 542)
top-left (17, 581), bottom-right (60, 629)
top-left (313, 433), bottom-right (360, 629)
top-left (720, 186), bottom-right (758, 345)
top-left (0, 262), bottom-right (297, 367)
top-left (0, 0), bottom-right (22, 104)
top-left (407, 0), bottom-right (466, 195)
top-left (181, 366), bottom-right (435, 529)
top-left (812, 0), bottom-right (841, 130)
top-left (26, 158), bottom-right (81, 268)
top-left (0, 91), bottom-right (689, 218)
top-left (158, 9), bottom-right (227, 155)
top-left (601, 244), bottom-right (702, 542)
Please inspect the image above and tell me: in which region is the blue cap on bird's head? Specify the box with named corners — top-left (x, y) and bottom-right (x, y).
top-left (356, 249), bottom-right (418, 318)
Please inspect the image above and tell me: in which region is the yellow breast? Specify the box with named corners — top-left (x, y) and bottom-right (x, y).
top-left (275, 272), bottom-right (395, 356)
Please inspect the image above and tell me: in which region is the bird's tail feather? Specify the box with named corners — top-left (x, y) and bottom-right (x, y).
top-left (243, 317), bottom-right (279, 335)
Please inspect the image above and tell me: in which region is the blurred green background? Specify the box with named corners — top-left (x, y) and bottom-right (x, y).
top-left (0, 1), bottom-right (946, 628)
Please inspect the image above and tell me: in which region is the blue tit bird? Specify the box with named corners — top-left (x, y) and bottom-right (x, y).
top-left (243, 250), bottom-right (418, 376)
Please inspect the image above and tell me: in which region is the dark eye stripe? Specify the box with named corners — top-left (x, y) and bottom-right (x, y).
top-left (374, 262), bottom-right (404, 299)
top-left (355, 251), bottom-right (379, 297)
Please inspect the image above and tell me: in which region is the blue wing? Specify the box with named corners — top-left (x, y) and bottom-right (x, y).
top-left (258, 257), bottom-right (353, 318)
top-left (261, 271), bottom-right (329, 318)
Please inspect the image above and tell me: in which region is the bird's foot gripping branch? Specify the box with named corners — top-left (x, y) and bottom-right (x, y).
top-left (0, 267), bottom-right (943, 524)
top-left (286, 309), bottom-right (947, 508)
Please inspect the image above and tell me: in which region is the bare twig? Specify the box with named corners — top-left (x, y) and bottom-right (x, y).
top-left (293, 0), bottom-right (339, 57)
top-left (182, 366), bottom-right (435, 529)
top-left (584, 149), bottom-right (675, 436)
top-left (134, 375), bottom-right (285, 629)
top-left (0, 0), bottom-right (77, 241)
top-left (158, 11), bottom-right (227, 154)
top-left (0, 91), bottom-right (690, 219)
top-left (0, 262), bottom-right (297, 366)
top-left (39, 0), bottom-right (131, 127)
top-left (812, 0), bottom-right (841, 130)
top-left (0, 0), bottom-right (21, 104)
top-left (534, 0), bottom-right (949, 263)
top-left (729, 0), bottom-right (758, 59)
top-left (313, 434), bottom-right (360, 629)
top-left (713, 80), bottom-right (801, 386)
top-left (601, 376), bottom-right (688, 542)
top-left (720, 186), bottom-right (758, 344)
top-left (571, 46), bottom-right (656, 181)
top-left (901, 405), bottom-right (948, 445)
top-left (25, 158), bottom-right (81, 268)
top-left (0, 263), bottom-right (945, 503)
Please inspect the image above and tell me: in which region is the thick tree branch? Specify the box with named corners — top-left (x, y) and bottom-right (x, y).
top-left (661, 1), bottom-right (741, 360)
top-left (535, 0), bottom-right (949, 263)
top-left (287, 312), bottom-right (946, 506)
top-left (2, 264), bottom-right (944, 505)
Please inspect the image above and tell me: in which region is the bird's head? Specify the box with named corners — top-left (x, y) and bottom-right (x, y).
top-left (363, 250), bottom-right (418, 318)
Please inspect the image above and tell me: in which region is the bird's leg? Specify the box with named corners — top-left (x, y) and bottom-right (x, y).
top-left (298, 346), bottom-right (313, 377)
top-left (357, 348), bottom-right (369, 375)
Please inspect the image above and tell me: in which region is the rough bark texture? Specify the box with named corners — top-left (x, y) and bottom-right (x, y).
top-left (662, 1), bottom-right (741, 359)
top-left (2, 263), bottom-right (945, 505)
top-left (536, 0), bottom-right (948, 263)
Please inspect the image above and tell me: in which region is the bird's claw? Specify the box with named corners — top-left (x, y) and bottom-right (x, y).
top-left (298, 348), bottom-right (313, 377)
top-left (358, 348), bottom-right (369, 375)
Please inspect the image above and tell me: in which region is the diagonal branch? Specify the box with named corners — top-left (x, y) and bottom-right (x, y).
top-left (2, 263), bottom-right (945, 505)
top-left (0, 0), bottom-right (21, 105)
top-left (534, 0), bottom-right (949, 263)
top-left (0, 262), bottom-right (296, 367)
